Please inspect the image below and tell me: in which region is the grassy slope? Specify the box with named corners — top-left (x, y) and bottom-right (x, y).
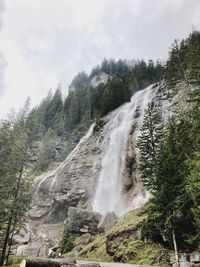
top-left (8, 208), bottom-right (171, 267)
top-left (78, 207), bottom-right (170, 266)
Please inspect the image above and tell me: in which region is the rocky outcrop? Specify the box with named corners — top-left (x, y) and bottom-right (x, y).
top-left (97, 212), bottom-right (118, 232)
top-left (79, 207), bottom-right (170, 265)
top-left (30, 123), bottom-right (103, 223)
top-left (18, 81), bottom-right (187, 256)
top-left (16, 223), bottom-right (64, 257)
top-left (29, 82), bottom-right (175, 224)
top-left (23, 81), bottom-right (186, 257)
top-left (90, 72), bottom-right (110, 88)
top-left (66, 208), bottom-right (101, 235)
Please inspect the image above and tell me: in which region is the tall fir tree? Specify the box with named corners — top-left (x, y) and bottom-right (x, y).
top-left (138, 115), bottom-right (197, 266)
top-left (0, 116), bottom-right (32, 265)
top-left (137, 100), bottom-right (163, 190)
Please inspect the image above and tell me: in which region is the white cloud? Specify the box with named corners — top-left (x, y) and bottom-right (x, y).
top-left (0, 0), bottom-right (6, 99)
top-left (27, 36), bottom-right (46, 53)
top-left (0, 51), bottom-right (6, 97)
top-left (0, 0), bottom-right (200, 118)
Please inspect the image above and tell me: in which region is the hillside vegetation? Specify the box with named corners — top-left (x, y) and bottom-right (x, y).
top-left (137, 31), bottom-right (200, 255)
top-left (60, 31), bottom-right (200, 266)
top-left (25, 59), bottom-right (163, 173)
top-left (0, 31), bottom-right (200, 266)
top-left (78, 207), bottom-right (170, 266)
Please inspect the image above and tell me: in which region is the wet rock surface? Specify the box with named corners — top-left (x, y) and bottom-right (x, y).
top-left (16, 223), bottom-right (64, 257)
top-left (22, 82), bottom-right (178, 256)
top-left (29, 84), bottom-right (166, 225)
top-left (30, 123), bottom-right (103, 224)
top-left (97, 212), bottom-right (118, 232)
top-left (67, 207), bottom-right (101, 235)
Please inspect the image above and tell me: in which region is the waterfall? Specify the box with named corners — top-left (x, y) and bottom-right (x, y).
top-left (92, 85), bottom-right (153, 216)
top-left (49, 122), bottom-right (95, 191)
top-left (35, 123), bottom-right (95, 194)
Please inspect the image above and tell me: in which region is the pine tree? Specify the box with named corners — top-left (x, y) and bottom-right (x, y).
top-left (0, 115), bottom-right (32, 265)
top-left (60, 223), bottom-right (74, 254)
top-left (45, 87), bottom-right (63, 131)
top-left (101, 58), bottom-right (110, 74)
top-left (186, 152), bottom-right (200, 239)
top-left (137, 101), bottom-right (163, 190)
top-left (140, 118), bottom-right (197, 266)
top-left (187, 31), bottom-right (200, 86)
top-left (69, 71), bottom-right (88, 91)
top-left (36, 129), bottom-right (57, 171)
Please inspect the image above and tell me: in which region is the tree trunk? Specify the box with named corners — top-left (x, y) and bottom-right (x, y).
top-left (5, 217), bottom-right (17, 265)
top-left (0, 167), bottom-right (24, 266)
top-left (20, 259), bottom-right (61, 267)
top-left (172, 228), bottom-right (180, 267)
top-left (20, 259), bottom-right (77, 267)
top-left (0, 217), bottom-right (12, 266)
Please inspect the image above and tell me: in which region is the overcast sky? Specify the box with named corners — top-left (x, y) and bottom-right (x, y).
top-left (0, 0), bottom-right (200, 118)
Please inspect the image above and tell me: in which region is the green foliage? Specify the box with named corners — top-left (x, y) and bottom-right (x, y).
top-left (35, 129), bottom-right (57, 172)
top-left (0, 115), bottom-right (32, 265)
top-left (186, 152), bottom-right (200, 243)
top-left (165, 31), bottom-right (200, 87)
top-left (139, 116), bottom-right (197, 251)
top-left (187, 152), bottom-right (200, 207)
top-left (63, 59), bottom-right (163, 131)
top-left (60, 223), bottom-right (74, 254)
top-left (129, 60), bottom-right (164, 91)
top-left (187, 31), bottom-right (200, 86)
top-left (45, 88), bottom-right (64, 134)
top-left (69, 71), bottom-right (89, 91)
top-left (7, 256), bottom-right (24, 266)
top-left (64, 88), bottom-right (89, 130)
top-left (188, 82), bottom-right (200, 147)
top-left (25, 90), bottom-right (53, 139)
top-left (137, 31), bottom-right (200, 253)
top-left (137, 101), bottom-right (163, 190)
top-left (79, 208), bottom-right (169, 266)
top-left (90, 58), bottom-right (129, 79)
top-left (22, 58), bottom-right (163, 172)
top-left (100, 76), bottom-right (131, 116)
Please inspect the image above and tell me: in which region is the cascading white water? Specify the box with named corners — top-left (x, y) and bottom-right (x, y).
top-left (92, 85), bottom-right (153, 216)
top-left (35, 123), bottom-right (95, 193)
top-left (49, 122), bottom-right (95, 191)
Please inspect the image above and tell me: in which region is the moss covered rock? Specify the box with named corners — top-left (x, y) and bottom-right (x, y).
top-left (78, 207), bottom-right (170, 266)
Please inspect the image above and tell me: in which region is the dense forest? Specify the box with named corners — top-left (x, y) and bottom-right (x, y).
top-left (0, 31), bottom-right (200, 265)
top-left (24, 58), bottom-right (163, 172)
top-left (0, 57), bottom-right (164, 265)
top-left (137, 31), bottom-right (200, 266)
top-left (59, 31), bottom-right (200, 265)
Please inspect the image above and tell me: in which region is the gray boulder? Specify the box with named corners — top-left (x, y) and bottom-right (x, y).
top-left (67, 207), bottom-right (101, 235)
top-left (97, 212), bottom-right (118, 232)
top-left (16, 242), bottom-right (46, 257)
top-left (68, 245), bottom-right (83, 257)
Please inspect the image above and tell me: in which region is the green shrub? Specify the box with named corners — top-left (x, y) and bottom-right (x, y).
top-left (60, 223), bottom-right (74, 254)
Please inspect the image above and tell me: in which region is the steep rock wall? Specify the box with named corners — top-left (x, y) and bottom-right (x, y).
top-left (30, 123), bottom-right (103, 223)
top-left (29, 83), bottom-right (168, 224)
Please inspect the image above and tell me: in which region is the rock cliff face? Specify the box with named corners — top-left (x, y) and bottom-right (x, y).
top-left (30, 122), bottom-right (103, 223)
top-left (29, 78), bottom-right (192, 224)
top-left (29, 82), bottom-right (171, 224)
top-left (17, 81), bottom-right (190, 257)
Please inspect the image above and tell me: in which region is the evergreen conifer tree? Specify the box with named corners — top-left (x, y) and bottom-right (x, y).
top-left (137, 101), bottom-right (163, 190)
top-left (0, 116), bottom-right (32, 265)
top-left (139, 117), bottom-right (197, 267)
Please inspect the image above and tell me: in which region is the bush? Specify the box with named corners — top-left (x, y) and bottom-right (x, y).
top-left (60, 223), bottom-right (74, 254)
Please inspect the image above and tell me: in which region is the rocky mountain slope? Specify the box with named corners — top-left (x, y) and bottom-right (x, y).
top-left (29, 85), bottom-right (155, 224)
top-left (2, 32), bottom-right (200, 267)
top-left (16, 79), bottom-right (180, 257)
